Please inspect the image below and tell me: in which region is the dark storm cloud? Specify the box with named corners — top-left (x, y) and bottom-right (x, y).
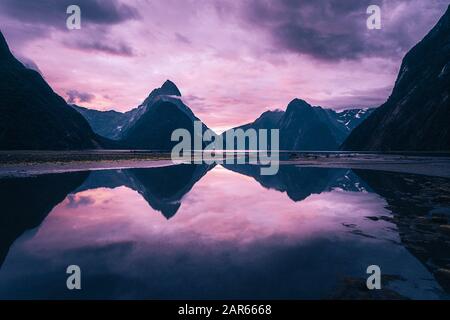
top-left (0, 0), bottom-right (138, 56)
top-left (66, 90), bottom-right (95, 104)
top-left (239, 0), bottom-right (449, 61)
top-left (0, 0), bottom-right (139, 27)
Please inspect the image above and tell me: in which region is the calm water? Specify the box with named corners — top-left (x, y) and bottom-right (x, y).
top-left (0, 164), bottom-right (449, 299)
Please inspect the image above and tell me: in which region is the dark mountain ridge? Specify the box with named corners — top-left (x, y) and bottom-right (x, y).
top-left (72, 80), bottom-right (187, 141)
top-left (72, 80), bottom-right (212, 151)
top-left (71, 105), bottom-right (127, 140)
top-left (222, 98), bottom-right (372, 151)
top-left (0, 31), bottom-right (108, 150)
top-left (342, 5), bottom-right (450, 151)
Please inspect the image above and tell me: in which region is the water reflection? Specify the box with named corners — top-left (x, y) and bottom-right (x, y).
top-left (0, 171), bottom-right (89, 265)
top-left (354, 170), bottom-right (450, 293)
top-left (77, 164), bottom-right (213, 219)
top-left (0, 165), bottom-right (449, 299)
top-left (223, 164), bottom-right (370, 201)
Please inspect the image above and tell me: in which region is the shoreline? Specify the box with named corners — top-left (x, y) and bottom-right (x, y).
top-left (0, 159), bottom-right (176, 178)
top-left (1, 151), bottom-right (450, 178)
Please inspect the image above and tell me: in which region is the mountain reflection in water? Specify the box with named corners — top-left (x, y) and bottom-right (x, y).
top-left (0, 164), bottom-right (449, 299)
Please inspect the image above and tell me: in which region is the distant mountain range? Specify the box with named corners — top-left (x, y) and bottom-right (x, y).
top-left (71, 106), bottom-right (126, 140)
top-left (77, 82), bottom-right (373, 152)
top-left (222, 99), bottom-right (372, 150)
top-left (342, 5), bottom-right (450, 151)
top-left (1, 5), bottom-right (449, 152)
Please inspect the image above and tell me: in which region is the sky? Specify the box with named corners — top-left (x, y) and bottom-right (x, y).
top-left (0, 0), bottom-right (448, 132)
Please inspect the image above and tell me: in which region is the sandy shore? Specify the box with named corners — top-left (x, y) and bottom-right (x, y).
top-left (283, 154), bottom-right (450, 178)
top-left (0, 150), bottom-right (174, 177)
top-left (1, 151), bottom-right (450, 178)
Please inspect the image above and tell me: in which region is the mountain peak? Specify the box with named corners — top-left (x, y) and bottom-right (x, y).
top-left (286, 98), bottom-right (312, 112)
top-left (0, 30), bottom-right (14, 61)
top-left (160, 79), bottom-right (181, 96)
top-left (141, 79), bottom-right (182, 106)
top-left (291, 98), bottom-right (311, 106)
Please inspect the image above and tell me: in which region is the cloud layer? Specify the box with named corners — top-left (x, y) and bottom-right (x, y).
top-left (66, 90), bottom-right (95, 104)
top-left (0, 0), bottom-right (139, 26)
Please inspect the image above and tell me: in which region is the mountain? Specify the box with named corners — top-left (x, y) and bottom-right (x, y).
top-left (222, 110), bottom-right (284, 149)
top-left (0, 31), bottom-right (106, 150)
top-left (334, 109), bottom-right (373, 132)
top-left (73, 80), bottom-right (212, 150)
top-left (223, 98), bottom-right (372, 151)
top-left (342, 6), bottom-right (450, 151)
top-left (279, 99), bottom-right (338, 150)
top-left (71, 105), bottom-right (128, 140)
top-left (119, 79), bottom-right (185, 137)
top-left (121, 101), bottom-right (204, 150)
top-left (279, 99), bottom-right (371, 150)
top-left (236, 110), bottom-right (285, 131)
top-left (121, 88), bottom-right (212, 150)
top-left (71, 80), bottom-right (183, 140)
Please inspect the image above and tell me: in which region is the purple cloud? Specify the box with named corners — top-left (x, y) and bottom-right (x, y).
top-left (68, 38), bottom-right (135, 56)
top-left (0, 0), bottom-right (139, 28)
top-left (239, 0), bottom-right (449, 61)
top-left (317, 86), bottom-right (394, 110)
top-left (66, 90), bottom-right (95, 104)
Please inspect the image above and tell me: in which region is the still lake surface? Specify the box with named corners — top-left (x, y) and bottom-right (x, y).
top-left (0, 164), bottom-right (449, 299)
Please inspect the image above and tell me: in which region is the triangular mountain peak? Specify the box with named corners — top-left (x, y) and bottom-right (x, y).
top-left (142, 79), bottom-right (182, 106)
top-left (160, 79), bottom-right (181, 96)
